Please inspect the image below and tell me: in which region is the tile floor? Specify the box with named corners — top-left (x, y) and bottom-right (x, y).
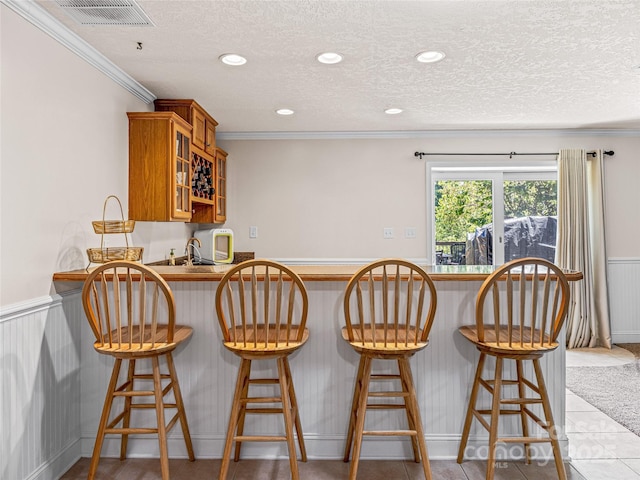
top-left (565, 346), bottom-right (640, 480)
top-left (60, 346), bottom-right (639, 480)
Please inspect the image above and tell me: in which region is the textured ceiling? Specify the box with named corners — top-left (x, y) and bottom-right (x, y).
top-left (34, 0), bottom-right (640, 133)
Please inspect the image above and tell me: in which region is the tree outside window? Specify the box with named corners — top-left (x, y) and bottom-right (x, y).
top-left (432, 172), bottom-right (557, 265)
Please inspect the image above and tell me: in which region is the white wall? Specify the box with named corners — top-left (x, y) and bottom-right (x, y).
top-left (0, 4), bottom-right (191, 307)
top-left (221, 134), bottom-right (640, 260)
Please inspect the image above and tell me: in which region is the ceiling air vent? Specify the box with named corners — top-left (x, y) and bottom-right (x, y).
top-left (53, 0), bottom-right (155, 26)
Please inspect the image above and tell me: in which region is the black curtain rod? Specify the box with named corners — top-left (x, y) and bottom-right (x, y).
top-left (414, 150), bottom-right (614, 159)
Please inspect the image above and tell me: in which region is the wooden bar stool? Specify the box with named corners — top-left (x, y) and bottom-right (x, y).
top-left (457, 257), bottom-right (570, 480)
top-left (81, 261), bottom-right (195, 480)
top-left (215, 259), bottom-right (309, 480)
top-left (342, 259), bottom-right (438, 480)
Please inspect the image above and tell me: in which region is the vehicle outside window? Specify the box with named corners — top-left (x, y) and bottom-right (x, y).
top-left (428, 162), bottom-right (557, 266)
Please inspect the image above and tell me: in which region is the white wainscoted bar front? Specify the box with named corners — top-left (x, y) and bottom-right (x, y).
top-left (52, 264), bottom-right (582, 462)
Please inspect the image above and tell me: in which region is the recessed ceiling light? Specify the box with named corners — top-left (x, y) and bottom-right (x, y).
top-left (415, 50), bottom-right (445, 63)
top-left (276, 108), bottom-right (295, 116)
top-left (219, 53), bottom-right (247, 66)
top-left (316, 52), bottom-right (343, 64)
top-left (384, 108), bottom-right (403, 115)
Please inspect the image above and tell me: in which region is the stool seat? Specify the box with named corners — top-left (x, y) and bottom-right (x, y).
top-left (341, 325), bottom-right (428, 356)
top-left (223, 324), bottom-right (309, 358)
top-left (94, 324), bottom-right (193, 357)
top-left (458, 324), bottom-right (559, 357)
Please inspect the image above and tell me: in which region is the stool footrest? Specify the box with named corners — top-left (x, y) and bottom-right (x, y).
top-left (132, 373), bottom-right (171, 380)
top-left (501, 398), bottom-right (543, 405)
top-left (245, 407), bottom-right (284, 414)
top-left (249, 378), bottom-right (279, 385)
top-left (130, 402), bottom-right (177, 409)
top-left (241, 396), bottom-right (282, 404)
top-left (366, 403), bottom-right (406, 409)
top-left (115, 390), bottom-right (154, 397)
top-left (105, 427), bottom-right (158, 434)
top-left (499, 436), bottom-right (554, 444)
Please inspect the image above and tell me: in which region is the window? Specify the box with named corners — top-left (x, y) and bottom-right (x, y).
top-left (427, 161), bottom-right (557, 266)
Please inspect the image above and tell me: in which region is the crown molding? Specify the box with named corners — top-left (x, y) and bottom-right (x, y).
top-left (1, 0), bottom-right (156, 104)
top-left (217, 128), bottom-right (640, 141)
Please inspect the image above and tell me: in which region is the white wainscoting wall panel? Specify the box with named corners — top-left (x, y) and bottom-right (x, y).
top-left (608, 258), bottom-right (640, 343)
top-left (0, 293), bottom-right (82, 480)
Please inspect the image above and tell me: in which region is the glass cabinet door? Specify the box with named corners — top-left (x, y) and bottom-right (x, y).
top-left (215, 150), bottom-right (227, 222)
top-left (173, 128), bottom-right (191, 220)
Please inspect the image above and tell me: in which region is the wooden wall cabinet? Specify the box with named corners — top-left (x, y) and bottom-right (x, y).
top-left (127, 112), bottom-right (193, 222)
top-left (154, 99), bottom-right (218, 155)
top-left (154, 99), bottom-right (228, 224)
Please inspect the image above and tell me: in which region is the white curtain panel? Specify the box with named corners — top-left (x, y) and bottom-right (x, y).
top-left (556, 149), bottom-right (611, 348)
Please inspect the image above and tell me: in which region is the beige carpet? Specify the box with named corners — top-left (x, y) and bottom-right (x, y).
top-left (566, 343), bottom-right (640, 436)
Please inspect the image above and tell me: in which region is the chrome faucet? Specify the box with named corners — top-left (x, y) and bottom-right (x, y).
top-left (184, 237), bottom-right (202, 266)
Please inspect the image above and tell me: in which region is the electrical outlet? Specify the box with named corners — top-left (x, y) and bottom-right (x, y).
top-left (383, 227), bottom-right (394, 239)
top-left (249, 226), bottom-right (258, 238)
top-left (405, 227), bottom-right (417, 239)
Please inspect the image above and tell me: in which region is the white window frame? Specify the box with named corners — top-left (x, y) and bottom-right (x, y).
top-left (426, 160), bottom-right (557, 265)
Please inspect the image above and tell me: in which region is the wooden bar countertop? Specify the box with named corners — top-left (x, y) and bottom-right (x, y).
top-left (52, 262), bottom-right (583, 283)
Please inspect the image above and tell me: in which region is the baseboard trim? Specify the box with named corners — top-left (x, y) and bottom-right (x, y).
top-left (82, 434), bottom-right (568, 461)
top-left (612, 333), bottom-right (640, 344)
top-left (25, 439), bottom-right (81, 480)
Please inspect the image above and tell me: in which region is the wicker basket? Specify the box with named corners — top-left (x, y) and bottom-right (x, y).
top-left (91, 195), bottom-right (135, 234)
top-left (87, 195), bottom-right (143, 266)
top-left (87, 246), bottom-right (144, 263)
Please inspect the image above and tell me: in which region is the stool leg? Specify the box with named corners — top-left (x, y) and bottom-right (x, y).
top-left (533, 359), bottom-right (567, 480)
top-left (398, 358), bottom-right (420, 463)
top-left (220, 358), bottom-right (251, 480)
top-left (284, 357), bottom-right (307, 461)
top-left (166, 352), bottom-right (195, 461)
top-left (516, 359), bottom-right (532, 463)
top-left (233, 359), bottom-right (252, 462)
top-left (277, 356), bottom-right (299, 480)
top-left (486, 356), bottom-right (503, 480)
top-left (457, 352), bottom-right (486, 463)
top-left (120, 359), bottom-right (136, 460)
top-left (152, 356), bottom-right (170, 480)
top-left (344, 355), bottom-right (367, 462)
top-left (399, 357), bottom-right (432, 480)
top-left (88, 358), bottom-right (122, 480)
top-left (349, 355), bottom-right (372, 480)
